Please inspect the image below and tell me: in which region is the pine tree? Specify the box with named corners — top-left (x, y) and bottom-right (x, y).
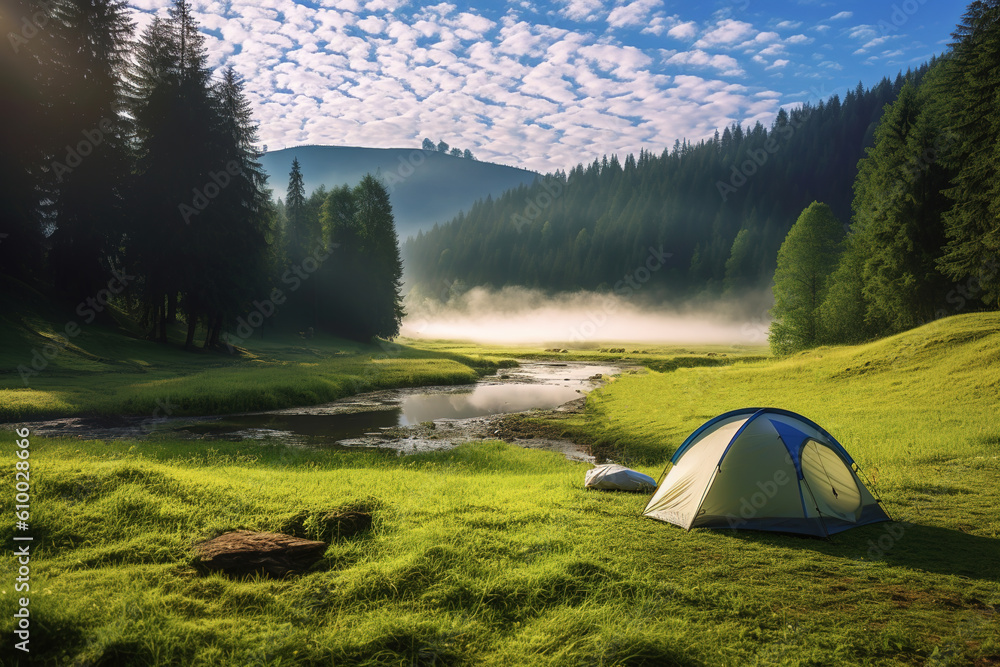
top-left (850, 79), bottom-right (952, 331)
top-left (197, 67), bottom-right (273, 348)
top-left (769, 202), bottom-right (845, 354)
top-left (127, 1), bottom-right (221, 341)
top-left (45, 0), bottom-right (134, 300)
top-left (937, 0), bottom-right (1000, 307)
top-left (354, 175), bottom-right (404, 339)
top-left (0, 0), bottom-right (59, 280)
top-left (284, 157), bottom-right (307, 262)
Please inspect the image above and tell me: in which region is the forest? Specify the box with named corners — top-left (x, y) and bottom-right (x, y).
top-left (4, 0), bottom-right (998, 355)
top-left (403, 0), bottom-right (999, 353)
top-left (1, 0), bottom-right (404, 345)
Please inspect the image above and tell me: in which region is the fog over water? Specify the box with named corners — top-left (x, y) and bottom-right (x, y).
top-left (400, 286), bottom-right (773, 345)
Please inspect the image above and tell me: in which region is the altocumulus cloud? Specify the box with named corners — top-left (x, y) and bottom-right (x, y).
top-left (126, 0), bottom-right (940, 172)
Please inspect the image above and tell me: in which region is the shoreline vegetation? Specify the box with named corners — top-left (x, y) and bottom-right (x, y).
top-left (0, 274), bottom-right (764, 423)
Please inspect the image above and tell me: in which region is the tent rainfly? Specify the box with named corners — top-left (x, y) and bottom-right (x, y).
top-left (643, 408), bottom-right (890, 537)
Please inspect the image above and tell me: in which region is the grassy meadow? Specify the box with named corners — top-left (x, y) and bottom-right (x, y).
top-left (1, 307), bottom-right (999, 665)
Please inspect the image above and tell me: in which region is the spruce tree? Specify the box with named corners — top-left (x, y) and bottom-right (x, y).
top-left (45, 0), bottom-right (134, 300)
top-left (354, 175), bottom-right (404, 340)
top-left (197, 67), bottom-right (273, 348)
top-left (284, 158), bottom-right (307, 262)
top-left (937, 0), bottom-right (1000, 307)
top-left (850, 79), bottom-right (952, 331)
top-left (0, 0), bottom-right (57, 280)
top-left (127, 1), bottom-right (219, 341)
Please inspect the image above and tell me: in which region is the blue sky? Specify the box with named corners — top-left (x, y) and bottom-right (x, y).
top-left (131, 0), bottom-right (968, 173)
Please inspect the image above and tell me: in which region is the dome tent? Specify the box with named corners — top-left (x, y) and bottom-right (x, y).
top-left (643, 408), bottom-right (890, 537)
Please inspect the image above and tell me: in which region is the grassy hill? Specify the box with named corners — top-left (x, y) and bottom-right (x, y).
top-left (259, 146), bottom-right (540, 240)
top-left (1, 312), bottom-right (997, 665)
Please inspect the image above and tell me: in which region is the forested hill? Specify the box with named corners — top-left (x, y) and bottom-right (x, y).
top-left (402, 64), bottom-right (933, 297)
top-left (260, 146), bottom-right (540, 239)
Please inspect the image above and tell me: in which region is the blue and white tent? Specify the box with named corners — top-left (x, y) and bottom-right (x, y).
top-left (643, 408), bottom-right (890, 537)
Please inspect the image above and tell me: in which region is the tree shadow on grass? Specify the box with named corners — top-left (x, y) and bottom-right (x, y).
top-left (720, 521), bottom-right (1000, 582)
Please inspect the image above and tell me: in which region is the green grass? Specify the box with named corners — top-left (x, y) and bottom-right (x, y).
top-left (2, 313), bottom-right (998, 665)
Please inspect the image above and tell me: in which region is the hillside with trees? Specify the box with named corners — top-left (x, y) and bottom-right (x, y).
top-left (400, 66), bottom-right (935, 299)
top-left (771, 0), bottom-right (1000, 353)
top-left (258, 145), bottom-right (538, 240)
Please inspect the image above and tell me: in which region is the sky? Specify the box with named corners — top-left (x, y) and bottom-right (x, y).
top-left (130, 0), bottom-right (968, 173)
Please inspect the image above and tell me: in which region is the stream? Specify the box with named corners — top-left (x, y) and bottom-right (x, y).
top-left (12, 362), bottom-right (625, 461)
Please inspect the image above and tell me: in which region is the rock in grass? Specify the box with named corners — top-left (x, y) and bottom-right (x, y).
top-left (194, 531), bottom-right (327, 578)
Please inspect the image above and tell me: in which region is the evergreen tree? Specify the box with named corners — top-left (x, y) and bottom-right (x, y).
top-left (127, 0), bottom-right (224, 341)
top-left (937, 0), bottom-right (1000, 307)
top-left (850, 79), bottom-right (952, 331)
top-left (769, 202), bottom-right (845, 354)
top-left (195, 67), bottom-right (273, 348)
top-left (284, 157), bottom-right (307, 261)
top-left (354, 175), bottom-right (404, 339)
top-left (0, 0), bottom-right (60, 280)
top-left (45, 0), bottom-right (134, 301)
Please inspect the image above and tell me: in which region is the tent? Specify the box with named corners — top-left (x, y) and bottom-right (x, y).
top-left (643, 408), bottom-right (890, 536)
top-left (585, 464), bottom-right (656, 492)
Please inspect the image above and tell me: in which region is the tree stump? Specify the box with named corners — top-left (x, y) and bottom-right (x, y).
top-left (194, 531), bottom-right (328, 578)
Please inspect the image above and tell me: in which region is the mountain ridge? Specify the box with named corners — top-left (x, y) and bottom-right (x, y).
top-left (259, 145), bottom-right (540, 240)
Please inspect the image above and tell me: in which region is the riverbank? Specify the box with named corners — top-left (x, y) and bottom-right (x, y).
top-left (11, 361), bottom-right (624, 462)
top-left (0, 331), bottom-right (507, 422)
top-left (0, 284), bottom-right (762, 423)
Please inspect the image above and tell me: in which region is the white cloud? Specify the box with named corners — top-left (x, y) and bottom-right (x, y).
top-left (765, 59), bottom-right (789, 70)
top-left (125, 0), bottom-right (801, 174)
top-left (694, 19), bottom-right (755, 48)
top-left (667, 20), bottom-right (698, 40)
top-left (785, 34), bottom-right (812, 44)
top-left (862, 35), bottom-right (892, 49)
top-left (847, 25), bottom-right (878, 41)
top-left (665, 49), bottom-right (744, 76)
top-left (557, 0), bottom-right (603, 22)
top-left (775, 20), bottom-right (801, 29)
top-left (607, 0), bottom-right (662, 29)
top-left (356, 15), bottom-right (387, 34)
top-left (641, 15), bottom-right (669, 36)
top-left (830, 11), bottom-right (853, 20)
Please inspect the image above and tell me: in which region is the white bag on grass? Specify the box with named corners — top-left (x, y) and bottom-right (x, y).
top-left (584, 464), bottom-right (656, 492)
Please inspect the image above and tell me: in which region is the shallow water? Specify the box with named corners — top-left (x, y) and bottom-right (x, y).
top-left (14, 362), bottom-right (622, 458)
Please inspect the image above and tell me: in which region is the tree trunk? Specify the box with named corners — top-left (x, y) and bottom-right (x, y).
top-left (184, 312), bottom-right (197, 348)
top-left (157, 297), bottom-right (168, 343)
top-left (203, 314), bottom-right (221, 349)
